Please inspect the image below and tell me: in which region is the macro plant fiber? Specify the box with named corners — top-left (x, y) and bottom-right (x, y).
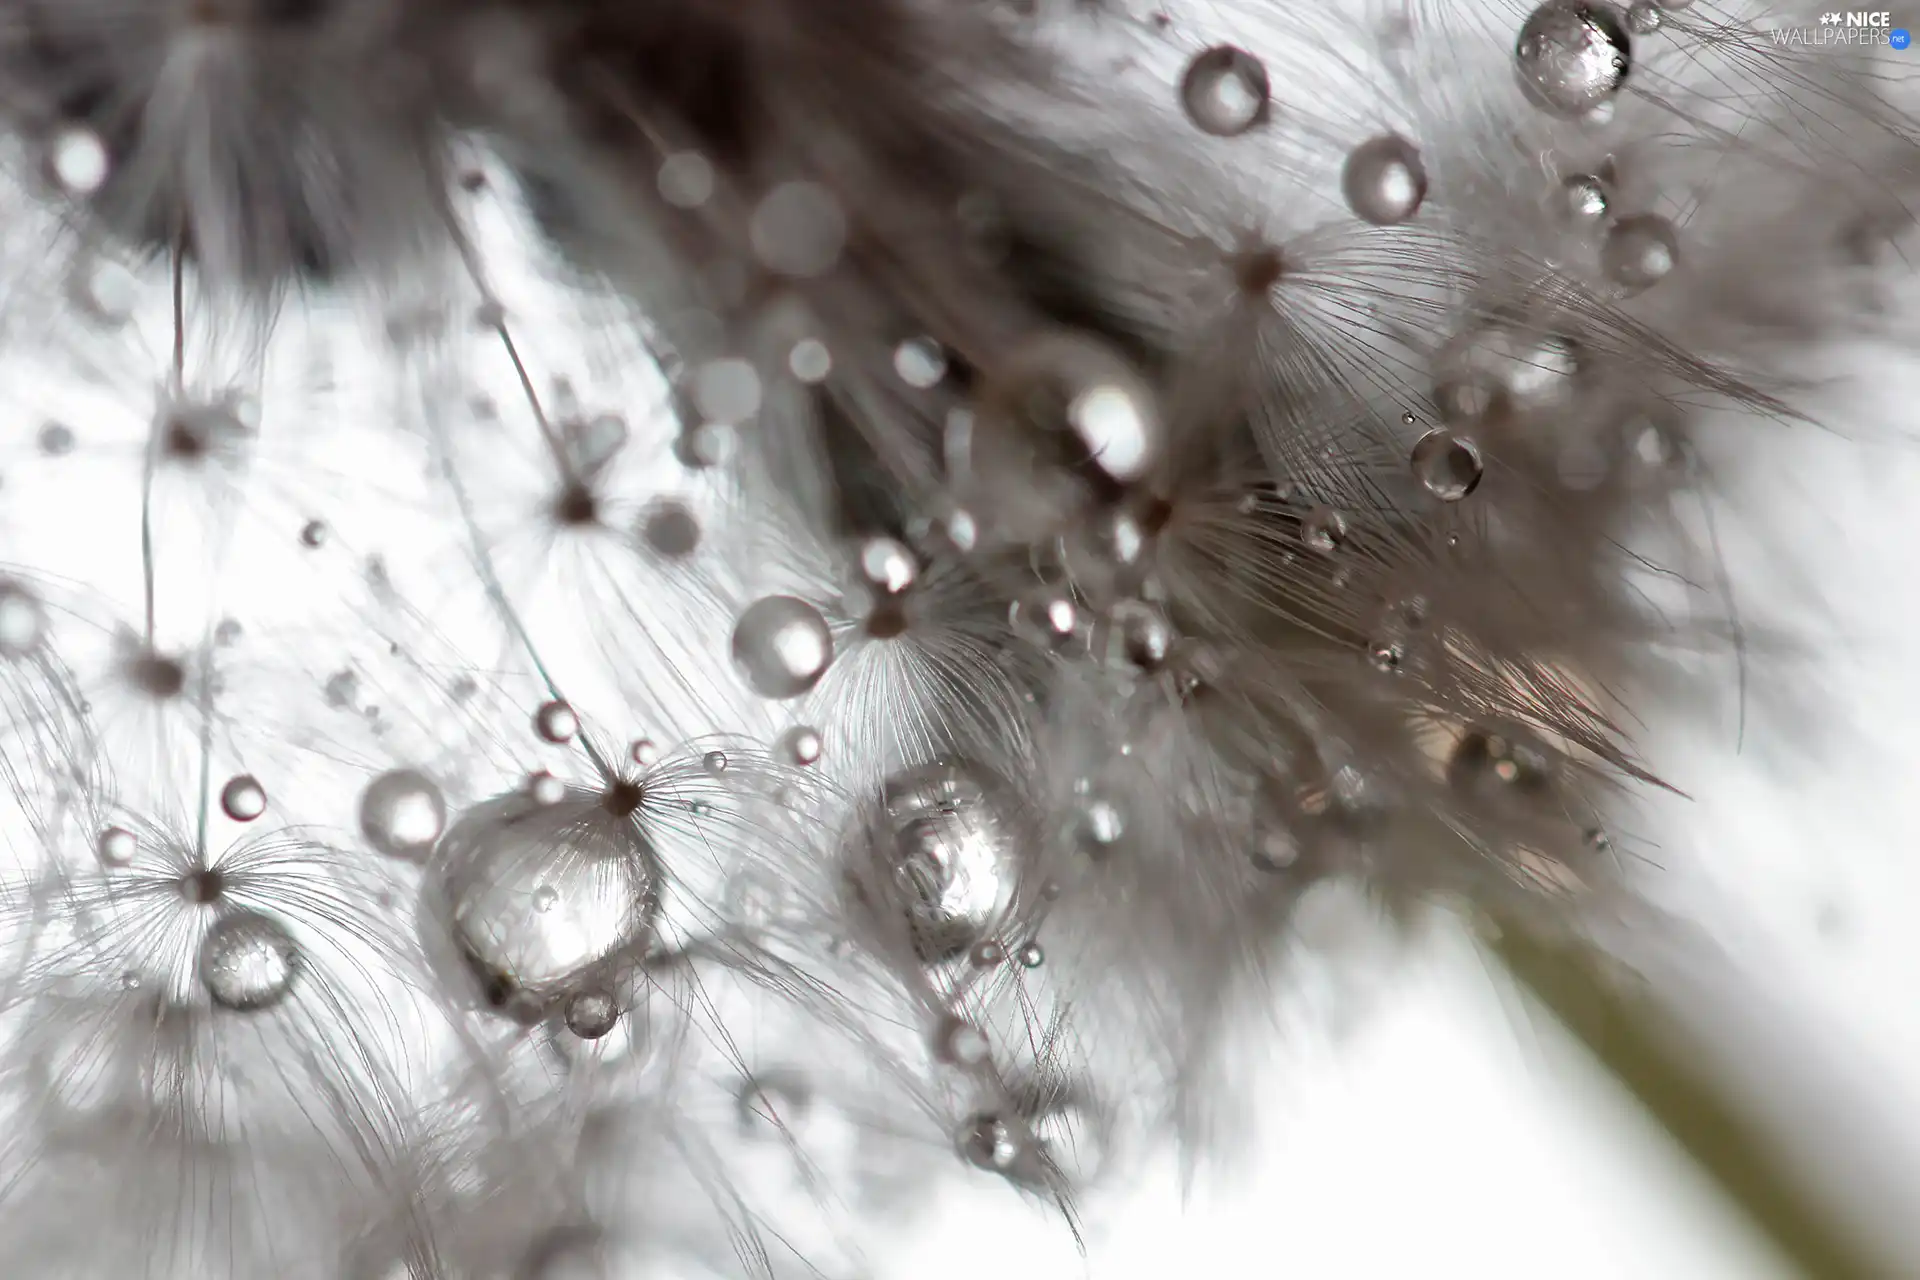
top-left (0, 0), bottom-right (1913, 1276)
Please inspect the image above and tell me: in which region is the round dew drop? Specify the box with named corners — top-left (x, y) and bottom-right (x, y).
top-left (534, 699), bottom-right (579, 744)
top-left (1514, 2), bottom-right (1633, 119)
top-left (359, 768), bottom-right (446, 860)
top-left (220, 775), bottom-right (268, 822)
top-left (1411, 430), bottom-right (1485, 501)
top-left (564, 988), bottom-right (620, 1040)
top-left (731, 595), bottom-right (834, 699)
top-left (1180, 46), bottom-right (1271, 137)
top-left (200, 911), bottom-right (301, 1012)
top-left (1342, 134), bottom-right (1428, 226)
top-left (1601, 213), bottom-right (1678, 292)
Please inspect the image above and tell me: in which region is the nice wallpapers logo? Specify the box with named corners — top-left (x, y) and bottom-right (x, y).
top-left (1776, 10), bottom-right (1913, 44)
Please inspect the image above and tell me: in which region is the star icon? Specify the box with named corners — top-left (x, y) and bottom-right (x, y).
top-left (1821, 11), bottom-right (1842, 22)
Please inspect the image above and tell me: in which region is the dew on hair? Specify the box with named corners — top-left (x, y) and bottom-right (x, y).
top-left (731, 595), bottom-right (834, 699)
top-left (564, 988), bottom-right (620, 1040)
top-left (1180, 46), bottom-right (1270, 137)
top-left (1342, 134), bottom-right (1428, 226)
top-left (299, 519), bottom-right (328, 548)
top-left (1601, 213), bottom-right (1679, 292)
top-left (360, 768), bottom-right (446, 860)
top-left (1559, 173), bottom-right (1612, 225)
top-left (37, 422), bottom-right (74, 455)
top-left (1411, 430), bottom-right (1485, 501)
top-left (1514, 2), bottom-right (1632, 118)
top-left (96, 826), bottom-right (136, 867)
top-left (629, 739), bottom-right (660, 767)
top-left (1017, 941), bottom-right (1045, 968)
top-left (778, 725), bottom-right (823, 766)
top-left (703, 750), bottom-right (729, 775)
top-left (435, 789), bottom-right (658, 1005)
top-left (960, 1112), bottom-right (1024, 1171)
top-left (220, 775), bottom-right (268, 822)
top-left (528, 771), bottom-right (567, 805)
top-left (934, 1015), bottom-right (992, 1067)
top-left (48, 125), bottom-right (108, 195)
top-left (535, 700), bottom-right (579, 744)
top-left (1300, 505), bottom-right (1349, 554)
top-left (200, 911), bottom-right (300, 1012)
top-left (878, 760), bottom-right (1024, 964)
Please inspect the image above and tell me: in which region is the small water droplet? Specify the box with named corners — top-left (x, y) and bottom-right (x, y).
top-left (532, 885), bottom-right (558, 913)
top-left (778, 725), bottom-right (823, 766)
top-left (1625, 1), bottom-right (1661, 32)
top-left (1181, 45), bottom-right (1270, 137)
top-left (1410, 430), bottom-right (1484, 501)
top-left (789, 337), bottom-right (832, 383)
top-left (893, 337), bottom-right (948, 389)
top-left (534, 700), bottom-right (579, 744)
top-left (703, 750), bottom-right (729, 775)
top-left (960, 1113), bottom-right (1024, 1170)
top-left (1017, 942), bottom-right (1045, 968)
top-left (1600, 213), bottom-right (1678, 293)
top-left (528, 771), bottom-right (567, 805)
top-left (96, 826), bottom-right (136, 867)
top-left (1300, 505), bottom-right (1349, 554)
top-left (220, 775), bottom-right (267, 822)
top-left (200, 911), bottom-right (300, 1012)
top-left (299, 519), bottom-right (328, 548)
top-left (1341, 134), bottom-right (1428, 226)
top-left (0, 580), bottom-right (47, 657)
top-left (629, 739), bottom-right (660, 767)
top-left (935, 1015), bottom-right (992, 1067)
top-left (359, 769), bottom-right (446, 860)
top-left (564, 988), bottom-right (620, 1039)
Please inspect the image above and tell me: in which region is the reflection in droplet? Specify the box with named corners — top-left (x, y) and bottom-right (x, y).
top-left (200, 911), bottom-right (300, 1012)
top-left (1410, 429), bottom-right (1485, 501)
top-left (874, 760), bottom-right (1024, 964)
top-left (1514, 2), bottom-right (1633, 118)
top-left (534, 700), bottom-right (579, 744)
top-left (1181, 46), bottom-right (1270, 137)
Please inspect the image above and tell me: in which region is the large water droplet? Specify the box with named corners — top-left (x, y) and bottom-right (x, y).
top-left (200, 911), bottom-right (300, 1012)
top-left (360, 768), bottom-right (446, 860)
top-left (432, 788), bottom-right (659, 1006)
top-left (563, 988), bottom-right (620, 1040)
top-left (875, 760), bottom-right (1024, 964)
top-left (1600, 212), bottom-right (1678, 292)
top-left (731, 595), bottom-right (834, 699)
top-left (1181, 46), bottom-right (1271, 137)
top-left (1515, 2), bottom-right (1632, 118)
top-left (1342, 134), bottom-right (1428, 226)
top-left (1411, 429), bottom-right (1485, 500)
top-left (220, 775), bottom-right (268, 822)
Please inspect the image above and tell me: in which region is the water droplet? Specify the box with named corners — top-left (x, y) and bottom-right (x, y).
top-left (37, 422), bottom-right (74, 455)
top-left (1341, 134), bottom-right (1428, 226)
top-left (299, 519), bottom-right (328, 548)
top-left (96, 826), bottom-right (136, 867)
top-left (534, 700), bottom-right (579, 744)
top-left (731, 596), bottom-right (834, 699)
top-left (528, 771), bottom-right (567, 805)
top-left (893, 337), bottom-right (948, 389)
top-left (200, 911), bottom-right (300, 1012)
top-left (1559, 173), bottom-right (1612, 225)
top-left (778, 725), bottom-right (823, 767)
top-left (789, 337), bottom-right (832, 383)
top-left (629, 739), bottom-right (660, 767)
top-left (1080, 798), bottom-right (1126, 849)
top-left (858, 538), bottom-right (917, 595)
top-left (692, 358), bottom-right (762, 424)
top-left (0, 580), bottom-right (47, 657)
top-left (220, 775), bottom-right (267, 822)
top-left (703, 750), bottom-right (729, 774)
top-left (1411, 429), bottom-right (1484, 501)
top-left (434, 788), bottom-right (659, 1004)
top-left (877, 760), bottom-right (1024, 963)
top-left (324, 669), bottom-right (359, 709)
top-left (657, 151), bottom-right (714, 208)
top-left (1180, 45), bottom-right (1270, 137)
top-left (935, 1015), bottom-right (992, 1067)
top-left (359, 768), bottom-right (446, 860)
top-left (1514, 2), bottom-right (1632, 118)
top-left (970, 940), bottom-right (1008, 967)
top-left (48, 125), bottom-right (107, 195)
top-left (1009, 589), bottom-right (1079, 649)
top-left (1625, 1), bottom-right (1661, 32)
top-left (639, 499), bottom-right (701, 560)
top-left (1017, 942), bottom-right (1045, 968)
top-left (564, 988), bottom-right (620, 1039)
top-left (749, 181), bottom-right (846, 278)
top-left (1600, 212), bottom-right (1678, 293)
top-left (960, 1113), bottom-right (1024, 1170)
top-left (1300, 505), bottom-right (1349, 554)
